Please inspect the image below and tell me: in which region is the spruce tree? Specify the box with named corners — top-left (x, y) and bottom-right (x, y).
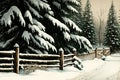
top-left (46, 0), bottom-right (93, 53)
top-left (82, 0), bottom-right (96, 45)
top-left (0, 0), bottom-right (56, 53)
top-left (70, 0), bottom-right (83, 29)
top-left (0, 0), bottom-right (93, 54)
top-left (104, 2), bottom-right (120, 52)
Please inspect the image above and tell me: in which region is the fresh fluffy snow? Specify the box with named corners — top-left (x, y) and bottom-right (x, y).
top-left (28, 0), bottom-right (51, 11)
top-left (63, 0), bottom-right (80, 5)
top-left (0, 54), bottom-right (120, 80)
top-left (1, 6), bottom-right (25, 27)
top-left (45, 14), bottom-right (70, 32)
top-left (24, 10), bottom-right (33, 24)
top-left (70, 34), bottom-right (93, 50)
top-left (22, 31), bottom-right (31, 44)
top-left (66, 5), bottom-right (78, 13)
top-left (62, 17), bottom-right (82, 32)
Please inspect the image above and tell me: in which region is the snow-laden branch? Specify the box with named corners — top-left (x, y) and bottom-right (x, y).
top-left (80, 36), bottom-right (93, 50)
top-left (35, 35), bottom-right (57, 52)
top-left (66, 5), bottom-right (78, 13)
top-left (24, 10), bottom-right (33, 24)
top-left (63, 32), bottom-right (70, 41)
top-left (0, 6), bottom-right (25, 27)
top-left (71, 34), bottom-right (93, 51)
top-left (25, 1), bottom-right (43, 19)
top-left (22, 31), bottom-right (31, 44)
top-left (63, 0), bottom-right (80, 5)
top-left (28, 23), bottom-right (54, 43)
top-left (28, 0), bottom-right (51, 11)
top-left (23, 33), bottom-right (56, 52)
top-left (33, 19), bottom-right (45, 31)
top-left (62, 17), bottom-right (82, 32)
top-left (45, 14), bottom-right (70, 32)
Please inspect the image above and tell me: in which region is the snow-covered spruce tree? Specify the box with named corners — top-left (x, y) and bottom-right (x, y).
top-left (69, 0), bottom-right (85, 53)
top-left (0, 0), bottom-right (56, 54)
top-left (70, 0), bottom-right (83, 29)
top-left (82, 0), bottom-right (96, 45)
top-left (104, 2), bottom-right (120, 52)
top-left (45, 0), bottom-right (93, 53)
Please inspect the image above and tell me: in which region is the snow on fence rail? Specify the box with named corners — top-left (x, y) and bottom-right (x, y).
top-left (0, 44), bottom-right (110, 74)
top-left (95, 48), bottom-right (110, 58)
top-left (0, 45), bottom-right (75, 73)
top-left (77, 48), bottom-right (110, 60)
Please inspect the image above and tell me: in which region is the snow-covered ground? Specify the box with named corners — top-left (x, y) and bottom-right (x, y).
top-left (0, 53), bottom-right (120, 80)
top-left (82, 53), bottom-right (120, 80)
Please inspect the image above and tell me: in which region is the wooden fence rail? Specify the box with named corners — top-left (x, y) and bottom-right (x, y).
top-left (0, 44), bottom-right (110, 74)
top-left (77, 48), bottom-right (110, 60)
top-left (0, 46), bottom-right (75, 73)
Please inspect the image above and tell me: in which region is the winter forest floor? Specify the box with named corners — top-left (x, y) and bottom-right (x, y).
top-left (0, 53), bottom-right (120, 80)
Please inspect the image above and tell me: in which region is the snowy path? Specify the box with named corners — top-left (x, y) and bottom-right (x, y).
top-left (0, 54), bottom-right (120, 80)
top-left (83, 54), bottom-right (120, 80)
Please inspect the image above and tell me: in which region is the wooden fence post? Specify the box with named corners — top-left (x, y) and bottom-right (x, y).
top-left (73, 48), bottom-right (77, 56)
top-left (95, 48), bottom-right (97, 58)
top-left (59, 48), bottom-right (64, 70)
top-left (102, 48), bottom-right (105, 56)
top-left (13, 43), bottom-right (19, 74)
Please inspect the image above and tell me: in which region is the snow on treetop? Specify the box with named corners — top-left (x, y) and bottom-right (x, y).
top-left (0, 6), bottom-right (25, 27)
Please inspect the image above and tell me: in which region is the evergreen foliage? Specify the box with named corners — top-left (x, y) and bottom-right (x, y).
top-left (70, 0), bottom-right (82, 29)
top-left (0, 0), bottom-right (56, 53)
top-left (45, 0), bottom-right (92, 53)
top-left (0, 0), bottom-right (92, 54)
top-left (82, 0), bottom-right (96, 45)
top-left (104, 2), bottom-right (120, 52)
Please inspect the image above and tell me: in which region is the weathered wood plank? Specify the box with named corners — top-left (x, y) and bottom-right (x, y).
top-left (20, 64), bottom-right (59, 68)
top-left (0, 51), bottom-right (15, 54)
top-left (20, 53), bottom-right (59, 58)
top-left (0, 63), bottom-right (13, 66)
top-left (20, 59), bottom-right (60, 63)
top-left (0, 58), bottom-right (14, 61)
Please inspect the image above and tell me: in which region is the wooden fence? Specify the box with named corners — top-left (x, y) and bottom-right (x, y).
top-left (78, 48), bottom-right (110, 60)
top-left (0, 44), bottom-right (110, 74)
top-left (0, 45), bottom-right (74, 74)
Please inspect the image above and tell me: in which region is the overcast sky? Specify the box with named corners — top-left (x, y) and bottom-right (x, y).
top-left (81, 0), bottom-right (120, 43)
top-left (81, 0), bottom-right (120, 21)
